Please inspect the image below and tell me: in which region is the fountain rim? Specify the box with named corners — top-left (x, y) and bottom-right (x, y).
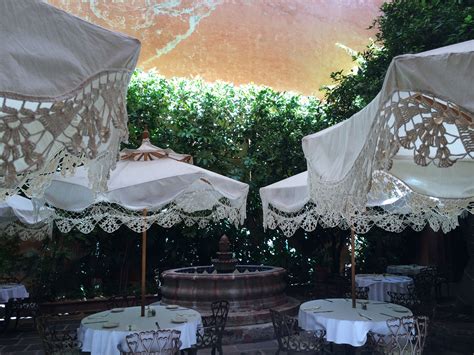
top-left (161, 264), bottom-right (286, 278)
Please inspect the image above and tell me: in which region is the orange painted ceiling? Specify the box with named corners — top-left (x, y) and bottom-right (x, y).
top-left (47, 0), bottom-right (383, 97)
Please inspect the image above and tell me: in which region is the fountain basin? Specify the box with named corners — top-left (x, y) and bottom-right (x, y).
top-left (161, 265), bottom-right (298, 327)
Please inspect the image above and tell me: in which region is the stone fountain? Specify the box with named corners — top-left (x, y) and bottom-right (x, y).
top-left (211, 234), bottom-right (238, 273)
top-left (159, 235), bottom-right (299, 343)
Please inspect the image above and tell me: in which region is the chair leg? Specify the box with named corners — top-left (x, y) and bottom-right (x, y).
top-left (14, 310), bottom-right (20, 329)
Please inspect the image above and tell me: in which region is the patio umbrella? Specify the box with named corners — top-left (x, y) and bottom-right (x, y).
top-left (0, 0), bottom-right (140, 200)
top-left (43, 131), bottom-right (249, 316)
top-left (263, 41), bottom-right (474, 308)
top-left (0, 195), bottom-right (53, 240)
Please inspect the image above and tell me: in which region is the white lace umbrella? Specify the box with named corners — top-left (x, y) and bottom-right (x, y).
top-left (303, 41), bottom-right (474, 234)
top-left (0, 195), bottom-right (53, 240)
top-left (44, 132), bottom-right (249, 315)
top-left (263, 41), bottom-right (474, 307)
top-left (0, 0), bottom-right (140, 200)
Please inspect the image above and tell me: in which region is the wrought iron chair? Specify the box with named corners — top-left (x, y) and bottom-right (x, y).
top-left (7, 298), bottom-right (40, 330)
top-left (433, 265), bottom-right (451, 300)
top-left (368, 316), bottom-right (429, 354)
top-left (388, 285), bottom-right (435, 319)
top-left (188, 300), bottom-right (229, 355)
top-left (0, 276), bottom-right (24, 331)
top-left (345, 286), bottom-right (369, 300)
top-left (413, 268), bottom-right (436, 302)
top-left (387, 285), bottom-right (421, 309)
top-left (118, 329), bottom-right (181, 355)
top-left (270, 309), bottom-right (327, 355)
top-left (107, 294), bottom-right (140, 309)
top-left (0, 276), bottom-right (20, 284)
top-left (36, 314), bottom-right (82, 355)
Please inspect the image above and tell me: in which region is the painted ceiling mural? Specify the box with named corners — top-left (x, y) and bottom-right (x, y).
top-left (46, 0), bottom-right (384, 97)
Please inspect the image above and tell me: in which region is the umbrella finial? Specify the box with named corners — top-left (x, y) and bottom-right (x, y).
top-left (142, 126), bottom-right (150, 141)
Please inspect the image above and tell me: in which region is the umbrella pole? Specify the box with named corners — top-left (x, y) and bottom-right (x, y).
top-left (141, 209), bottom-right (147, 317)
top-left (351, 227), bottom-right (356, 308)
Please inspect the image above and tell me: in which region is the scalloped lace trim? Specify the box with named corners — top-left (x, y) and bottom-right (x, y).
top-left (51, 190), bottom-right (247, 234)
top-left (265, 170), bottom-right (473, 237)
top-left (1, 221), bottom-right (52, 241)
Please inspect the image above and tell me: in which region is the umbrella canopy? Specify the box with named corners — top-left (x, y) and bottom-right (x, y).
top-left (0, 195), bottom-right (53, 240)
top-left (0, 0), bottom-right (140, 200)
top-left (44, 137), bottom-right (249, 234)
top-left (302, 41), bottom-right (474, 234)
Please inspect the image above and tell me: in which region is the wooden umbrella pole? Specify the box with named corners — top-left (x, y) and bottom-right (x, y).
top-left (351, 227), bottom-right (356, 308)
top-left (141, 208), bottom-right (147, 317)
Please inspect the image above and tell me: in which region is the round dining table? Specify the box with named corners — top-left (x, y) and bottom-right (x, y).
top-left (298, 298), bottom-right (412, 347)
top-left (356, 274), bottom-right (413, 302)
top-left (386, 264), bottom-right (428, 276)
top-left (0, 283), bottom-right (29, 303)
top-left (78, 305), bottom-right (202, 355)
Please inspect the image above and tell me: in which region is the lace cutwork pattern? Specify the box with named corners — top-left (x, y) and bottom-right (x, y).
top-left (51, 189), bottom-right (247, 234)
top-left (0, 70), bottom-right (131, 200)
top-left (379, 91), bottom-right (474, 168)
top-left (293, 91), bottom-right (473, 237)
top-left (0, 220), bottom-right (52, 240)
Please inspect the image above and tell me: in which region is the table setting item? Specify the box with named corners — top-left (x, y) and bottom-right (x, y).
top-left (379, 312), bottom-right (396, 318)
top-left (83, 320), bottom-right (109, 325)
top-left (171, 314), bottom-right (187, 323)
top-left (102, 322), bottom-right (119, 329)
top-left (301, 305), bottom-right (321, 311)
top-left (389, 306), bottom-right (410, 313)
top-left (358, 312), bottom-right (373, 321)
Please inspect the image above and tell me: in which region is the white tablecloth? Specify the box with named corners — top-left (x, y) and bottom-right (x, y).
top-left (386, 265), bottom-right (428, 276)
top-left (356, 274), bottom-right (413, 301)
top-left (298, 299), bottom-right (412, 347)
top-left (78, 305), bottom-right (202, 355)
top-left (0, 284), bottom-right (29, 302)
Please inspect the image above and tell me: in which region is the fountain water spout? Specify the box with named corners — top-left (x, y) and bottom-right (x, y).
top-left (212, 235), bottom-right (238, 273)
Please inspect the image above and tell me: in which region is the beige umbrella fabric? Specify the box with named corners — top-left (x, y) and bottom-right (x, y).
top-left (0, 0), bottom-right (140, 200)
